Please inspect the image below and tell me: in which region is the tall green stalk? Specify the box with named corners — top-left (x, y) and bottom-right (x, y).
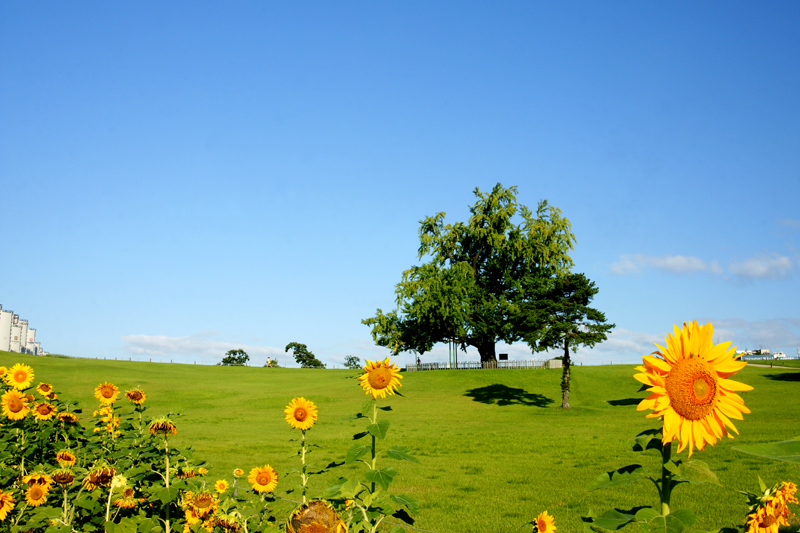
top-left (660, 440), bottom-right (673, 515)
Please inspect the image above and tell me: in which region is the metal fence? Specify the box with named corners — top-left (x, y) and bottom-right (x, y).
top-left (406, 359), bottom-right (551, 371)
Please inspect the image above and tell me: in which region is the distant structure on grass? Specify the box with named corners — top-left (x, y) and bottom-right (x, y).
top-left (0, 304), bottom-right (48, 355)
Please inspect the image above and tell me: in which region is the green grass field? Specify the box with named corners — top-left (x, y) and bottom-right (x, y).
top-left (2, 351), bottom-right (799, 532)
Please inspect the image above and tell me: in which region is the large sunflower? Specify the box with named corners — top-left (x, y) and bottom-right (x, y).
top-left (248, 465), bottom-right (278, 493)
top-left (1, 390), bottom-right (30, 421)
top-left (0, 490), bottom-right (15, 520)
top-left (94, 382), bottom-right (119, 404)
top-left (6, 363), bottom-right (34, 390)
top-left (533, 510), bottom-right (556, 533)
top-left (285, 397), bottom-right (318, 430)
top-left (22, 472), bottom-right (53, 491)
top-left (25, 484), bottom-right (48, 507)
top-left (635, 321), bottom-right (752, 457)
top-left (358, 358), bottom-right (403, 399)
top-left (33, 402), bottom-right (57, 421)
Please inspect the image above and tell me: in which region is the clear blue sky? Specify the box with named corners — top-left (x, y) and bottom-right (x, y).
top-left (2, 2), bottom-right (798, 367)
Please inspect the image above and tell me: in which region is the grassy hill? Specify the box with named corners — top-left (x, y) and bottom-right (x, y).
top-left (2, 351), bottom-right (798, 532)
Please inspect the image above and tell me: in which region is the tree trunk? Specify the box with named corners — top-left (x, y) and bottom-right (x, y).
top-left (476, 340), bottom-right (497, 364)
top-left (561, 338), bottom-right (571, 409)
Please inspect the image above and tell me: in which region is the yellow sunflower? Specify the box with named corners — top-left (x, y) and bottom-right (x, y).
top-left (198, 467), bottom-right (207, 475)
top-left (214, 480), bottom-right (229, 494)
top-left (36, 382), bottom-right (54, 397)
top-left (25, 484), bottom-right (48, 507)
top-left (33, 402), bottom-right (57, 421)
top-left (285, 397), bottom-right (318, 430)
top-left (56, 450), bottom-right (77, 467)
top-left (189, 491), bottom-right (218, 518)
top-left (634, 321), bottom-right (752, 457)
top-left (94, 382), bottom-right (119, 404)
top-left (6, 363), bottom-right (34, 390)
top-left (248, 465), bottom-right (278, 493)
top-left (125, 388), bottom-right (146, 404)
top-left (287, 500), bottom-right (347, 533)
top-left (1, 390), bottom-right (29, 421)
top-left (533, 510), bottom-right (556, 533)
top-left (233, 468), bottom-right (244, 477)
top-left (0, 366), bottom-right (6, 379)
top-left (22, 472), bottom-right (53, 491)
top-left (358, 358), bottom-right (403, 399)
top-left (0, 490), bottom-right (15, 520)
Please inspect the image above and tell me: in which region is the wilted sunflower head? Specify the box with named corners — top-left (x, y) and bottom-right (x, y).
top-left (51, 468), bottom-right (76, 486)
top-left (84, 465), bottom-right (115, 490)
top-left (25, 484), bottom-right (48, 507)
top-left (57, 411), bottom-right (79, 424)
top-left (22, 472), bottom-right (53, 490)
top-left (358, 358), bottom-right (403, 399)
top-left (56, 450), bottom-right (77, 467)
top-left (33, 402), bottom-right (57, 421)
top-left (94, 382), bottom-right (119, 405)
top-left (190, 491), bottom-right (218, 518)
top-left (113, 487), bottom-right (139, 509)
top-left (287, 500), bottom-right (347, 533)
top-left (125, 388), bottom-right (146, 405)
top-left (634, 321), bottom-right (753, 457)
top-left (148, 417), bottom-right (177, 437)
top-left (248, 465), bottom-right (278, 493)
top-left (6, 363), bottom-right (34, 390)
top-left (214, 513), bottom-right (243, 532)
top-left (2, 390), bottom-right (30, 421)
top-left (285, 397), bottom-right (318, 431)
top-left (177, 467), bottom-right (196, 479)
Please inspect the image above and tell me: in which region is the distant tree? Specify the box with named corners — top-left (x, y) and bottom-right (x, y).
top-left (221, 349), bottom-right (250, 366)
top-left (285, 342), bottom-right (326, 369)
top-left (362, 183), bottom-right (575, 362)
top-left (343, 355), bottom-right (361, 369)
top-left (526, 273), bottom-right (614, 409)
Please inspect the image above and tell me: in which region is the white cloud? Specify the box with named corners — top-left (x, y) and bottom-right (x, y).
top-left (121, 332), bottom-right (285, 365)
top-left (610, 254), bottom-right (722, 275)
top-left (706, 318), bottom-right (800, 352)
top-left (728, 253), bottom-right (793, 279)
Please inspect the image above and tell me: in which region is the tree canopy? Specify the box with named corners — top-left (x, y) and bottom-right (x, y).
top-left (220, 349), bottom-right (249, 366)
top-left (363, 183), bottom-right (577, 362)
top-left (285, 342), bottom-right (326, 368)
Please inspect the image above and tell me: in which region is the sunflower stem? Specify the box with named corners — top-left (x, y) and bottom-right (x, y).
top-left (164, 436), bottom-right (171, 533)
top-left (301, 429), bottom-right (307, 504)
top-left (660, 440), bottom-right (672, 515)
top-left (370, 403), bottom-right (377, 493)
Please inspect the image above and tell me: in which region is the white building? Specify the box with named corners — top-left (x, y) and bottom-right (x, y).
top-left (0, 304), bottom-right (47, 354)
top-left (0, 306), bottom-right (13, 352)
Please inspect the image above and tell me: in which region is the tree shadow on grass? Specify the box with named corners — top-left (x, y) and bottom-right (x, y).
top-left (607, 398), bottom-right (643, 406)
top-left (762, 372), bottom-right (800, 382)
top-left (464, 384), bottom-right (553, 407)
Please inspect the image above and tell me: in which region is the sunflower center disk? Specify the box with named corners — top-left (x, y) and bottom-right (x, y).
top-left (368, 368), bottom-right (391, 389)
top-left (257, 474), bottom-right (271, 485)
top-left (30, 486), bottom-right (43, 499)
top-left (294, 408), bottom-right (307, 421)
top-left (14, 371), bottom-right (26, 382)
top-left (9, 399), bottom-right (23, 413)
top-left (665, 357), bottom-right (719, 420)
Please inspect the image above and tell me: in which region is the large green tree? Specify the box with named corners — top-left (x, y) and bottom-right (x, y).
top-left (526, 272), bottom-right (614, 408)
top-left (285, 342), bottom-right (326, 369)
top-left (363, 183), bottom-right (576, 362)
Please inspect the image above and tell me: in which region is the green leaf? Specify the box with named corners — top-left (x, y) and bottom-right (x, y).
top-left (586, 465), bottom-right (644, 491)
top-left (364, 466), bottom-right (397, 490)
top-left (635, 509), bottom-right (696, 533)
top-left (733, 437), bottom-right (800, 463)
top-left (155, 486), bottom-right (180, 504)
top-left (391, 494), bottom-right (419, 514)
top-left (386, 446), bottom-right (419, 463)
top-left (323, 478), bottom-right (347, 499)
top-left (378, 406), bottom-right (393, 411)
top-left (346, 444), bottom-right (371, 465)
top-left (592, 509), bottom-right (636, 530)
top-left (367, 420), bottom-right (390, 440)
top-left (669, 509), bottom-right (696, 528)
top-left (672, 460), bottom-right (719, 485)
top-left (361, 399), bottom-right (376, 415)
top-left (634, 429), bottom-right (664, 453)
top-left (340, 413), bottom-right (366, 421)
top-left (390, 528), bottom-right (405, 533)
top-left (340, 477), bottom-right (363, 499)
